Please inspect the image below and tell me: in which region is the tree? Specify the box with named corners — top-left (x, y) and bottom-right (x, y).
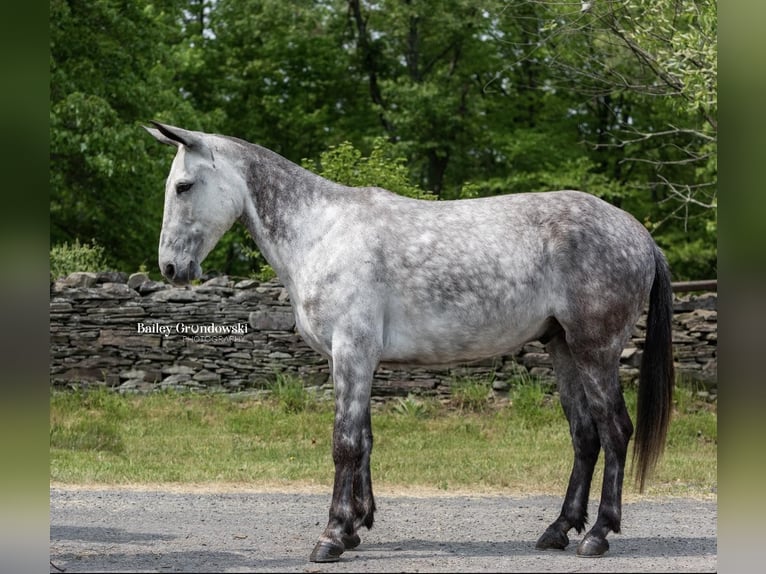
top-left (348, 0), bottom-right (509, 196)
top-left (502, 0), bottom-right (717, 276)
top-left (49, 0), bottom-right (716, 279)
top-left (187, 0), bottom-right (376, 162)
top-left (49, 0), bottom-right (208, 271)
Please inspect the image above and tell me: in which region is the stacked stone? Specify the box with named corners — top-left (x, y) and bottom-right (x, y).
top-left (50, 273), bottom-right (717, 398)
top-left (50, 272), bottom-right (328, 395)
top-left (665, 293), bottom-right (717, 390)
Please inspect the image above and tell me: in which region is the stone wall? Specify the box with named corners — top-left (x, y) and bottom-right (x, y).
top-left (49, 272), bottom-right (717, 398)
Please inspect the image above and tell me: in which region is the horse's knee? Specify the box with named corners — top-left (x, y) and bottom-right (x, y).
top-left (332, 436), bottom-right (363, 467)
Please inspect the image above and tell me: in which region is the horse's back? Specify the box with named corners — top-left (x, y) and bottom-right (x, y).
top-left (360, 188), bottom-right (656, 303)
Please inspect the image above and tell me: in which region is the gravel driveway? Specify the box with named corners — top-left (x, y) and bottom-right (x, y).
top-left (50, 485), bottom-right (716, 573)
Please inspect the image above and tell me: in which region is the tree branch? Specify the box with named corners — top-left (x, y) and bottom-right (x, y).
top-left (348, 0), bottom-right (394, 135)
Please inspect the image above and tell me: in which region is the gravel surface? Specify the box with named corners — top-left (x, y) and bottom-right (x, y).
top-left (50, 485), bottom-right (716, 573)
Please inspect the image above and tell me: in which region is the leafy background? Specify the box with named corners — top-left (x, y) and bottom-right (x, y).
top-left (49, 0), bottom-right (716, 280)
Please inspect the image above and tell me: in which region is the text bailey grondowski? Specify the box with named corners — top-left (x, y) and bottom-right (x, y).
top-left (136, 321), bottom-right (249, 337)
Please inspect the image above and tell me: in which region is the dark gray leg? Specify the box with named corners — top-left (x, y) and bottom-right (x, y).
top-left (536, 334), bottom-right (601, 551)
top-left (540, 339), bottom-right (633, 558)
top-left (576, 355), bottom-right (633, 557)
top-left (344, 405), bottom-right (375, 551)
top-left (310, 347), bottom-right (377, 563)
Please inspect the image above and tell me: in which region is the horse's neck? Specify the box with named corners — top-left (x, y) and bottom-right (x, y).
top-left (240, 147), bottom-right (339, 287)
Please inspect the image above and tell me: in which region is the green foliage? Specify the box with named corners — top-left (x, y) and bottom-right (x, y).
top-left (303, 139), bottom-right (435, 199)
top-left (199, 0), bottom-right (373, 161)
top-left (50, 239), bottom-right (109, 280)
top-left (49, 0), bottom-right (219, 272)
top-left (510, 379), bottom-right (561, 428)
top-left (621, 0), bottom-right (717, 119)
top-left (49, 0), bottom-right (716, 280)
top-left (498, 366), bottom-right (562, 428)
top-left (511, 379), bottom-right (546, 416)
top-left (501, 0), bottom-right (717, 279)
top-left (268, 373), bottom-right (314, 414)
top-left (449, 376), bottom-right (493, 413)
top-left (391, 394), bottom-right (434, 419)
top-left (254, 264), bottom-right (278, 282)
top-left (201, 225), bottom-right (271, 280)
top-left (660, 233), bottom-right (718, 281)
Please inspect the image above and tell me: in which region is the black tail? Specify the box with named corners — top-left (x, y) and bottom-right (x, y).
top-left (633, 246), bottom-right (675, 492)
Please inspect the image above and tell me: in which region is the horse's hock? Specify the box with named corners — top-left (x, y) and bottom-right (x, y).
top-left (49, 272), bottom-right (718, 398)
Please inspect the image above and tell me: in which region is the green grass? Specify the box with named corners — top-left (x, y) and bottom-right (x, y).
top-left (50, 381), bottom-right (716, 498)
top-left (449, 375), bottom-right (494, 412)
top-left (267, 371), bottom-right (316, 414)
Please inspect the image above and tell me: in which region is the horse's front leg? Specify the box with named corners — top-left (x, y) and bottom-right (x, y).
top-left (310, 344), bottom-right (378, 563)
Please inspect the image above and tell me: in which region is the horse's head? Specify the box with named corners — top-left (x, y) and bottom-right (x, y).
top-left (145, 122), bottom-right (247, 284)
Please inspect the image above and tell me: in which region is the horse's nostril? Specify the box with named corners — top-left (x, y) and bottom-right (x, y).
top-left (164, 263), bottom-right (175, 280)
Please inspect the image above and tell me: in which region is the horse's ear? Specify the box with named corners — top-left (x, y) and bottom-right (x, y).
top-left (144, 121), bottom-right (202, 149)
top-left (144, 124), bottom-right (179, 147)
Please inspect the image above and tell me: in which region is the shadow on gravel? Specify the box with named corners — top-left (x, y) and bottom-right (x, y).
top-left (50, 535), bottom-right (717, 573)
top-left (358, 535), bottom-right (717, 558)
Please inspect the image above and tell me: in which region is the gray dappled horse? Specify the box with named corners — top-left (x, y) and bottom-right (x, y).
top-left (146, 122), bottom-right (674, 562)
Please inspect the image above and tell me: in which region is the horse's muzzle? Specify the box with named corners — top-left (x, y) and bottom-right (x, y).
top-left (161, 260), bottom-right (201, 285)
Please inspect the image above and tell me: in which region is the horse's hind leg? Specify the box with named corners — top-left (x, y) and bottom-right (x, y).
top-left (574, 346), bottom-right (633, 557)
top-left (536, 332), bottom-right (601, 551)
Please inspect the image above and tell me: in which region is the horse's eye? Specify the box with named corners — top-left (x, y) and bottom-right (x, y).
top-left (176, 182), bottom-right (193, 194)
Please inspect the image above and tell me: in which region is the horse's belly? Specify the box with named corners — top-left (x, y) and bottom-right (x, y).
top-left (379, 313), bottom-right (547, 366)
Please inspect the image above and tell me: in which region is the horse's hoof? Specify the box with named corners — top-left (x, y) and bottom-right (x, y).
top-left (342, 533), bottom-right (361, 550)
top-left (309, 540), bottom-right (345, 563)
top-left (576, 534), bottom-right (609, 557)
top-left (535, 526), bottom-right (569, 550)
